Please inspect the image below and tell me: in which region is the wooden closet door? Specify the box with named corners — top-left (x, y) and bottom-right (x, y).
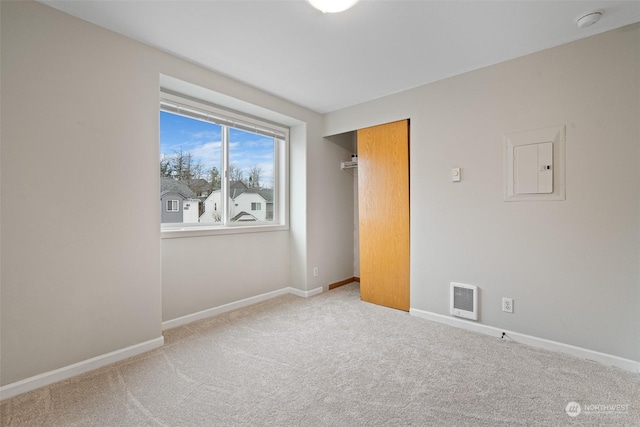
top-left (357, 120), bottom-right (410, 311)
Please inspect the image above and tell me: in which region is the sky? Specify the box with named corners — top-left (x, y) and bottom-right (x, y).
top-left (160, 111), bottom-right (275, 187)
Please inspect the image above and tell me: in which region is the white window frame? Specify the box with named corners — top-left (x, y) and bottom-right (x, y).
top-left (160, 91), bottom-right (289, 238)
top-left (167, 200), bottom-right (179, 212)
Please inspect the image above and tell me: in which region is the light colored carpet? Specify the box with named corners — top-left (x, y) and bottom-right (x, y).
top-left (1, 283), bottom-right (639, 426)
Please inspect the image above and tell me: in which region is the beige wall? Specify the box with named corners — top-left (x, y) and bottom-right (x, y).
top-left (1, 1), bottom-right (163, 384)
top-left (325, 24), bottom-right (640, 362)
top-left (0, 1), bottom-right (356, 386)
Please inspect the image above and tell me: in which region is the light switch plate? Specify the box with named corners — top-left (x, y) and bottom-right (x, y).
top-left (452, 168), bottom-right (461, 182)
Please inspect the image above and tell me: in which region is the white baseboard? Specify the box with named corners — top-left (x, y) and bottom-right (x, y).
top-left (162, 286), bottom-right (323, 330)
top-left (1, 287), bottom-right (323, 401)
top-left (288, 286), bottom-right (323, 298)
top-left (0, 336), bottom-right (164, 401)
top-left (410, 308), bottom-right (640, 374)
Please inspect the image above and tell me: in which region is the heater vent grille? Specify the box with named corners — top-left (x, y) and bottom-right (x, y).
top-left (450, 282), bottom-right (478, 320)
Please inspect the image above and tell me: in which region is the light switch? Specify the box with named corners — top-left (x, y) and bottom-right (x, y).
top-left (452, 168), bottom-right (461, 182)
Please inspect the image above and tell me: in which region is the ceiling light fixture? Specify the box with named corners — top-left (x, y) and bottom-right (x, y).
top-left (575, 9), bottom-right (604, 28)
top-left (308, 0), bottom-right (359, 13)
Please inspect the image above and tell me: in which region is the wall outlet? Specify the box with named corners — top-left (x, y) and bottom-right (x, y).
top-left (313, 267), bottom-right (319, 277)
top-left (502, 297), bottom-right (514, 313)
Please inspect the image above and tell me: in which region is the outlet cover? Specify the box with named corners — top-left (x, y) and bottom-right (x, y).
top-left (502, 298), bottom-right (513, 313)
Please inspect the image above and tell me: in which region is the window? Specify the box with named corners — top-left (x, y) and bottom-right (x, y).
top-left (160, 91), bottom-right (288, 236)
top-left (167, 200), bottom-right (179, 212)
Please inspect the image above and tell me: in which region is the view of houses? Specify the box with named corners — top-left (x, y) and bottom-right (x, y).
top-left (160, 109), bottom-right (277, 225)
top-left (160, 177), bottom-right (273, 224)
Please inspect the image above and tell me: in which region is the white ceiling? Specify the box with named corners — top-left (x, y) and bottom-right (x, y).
top-left (41, 1), bottom-right (640, 114)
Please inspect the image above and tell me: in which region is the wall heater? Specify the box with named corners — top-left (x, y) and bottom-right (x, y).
top-left (450, 282), bottom-right (478, 320)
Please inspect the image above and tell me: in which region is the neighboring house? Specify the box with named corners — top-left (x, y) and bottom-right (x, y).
top-left (185, 178), bottom-right (211, 197)
top-left (181, 199), bottom-right (201, 223)
top-left (200, 181), bottom-right (273, 223)
top-left (160, 177), bottom-right (200, 223)
top-left (255, 188), bottom-right (274, 221)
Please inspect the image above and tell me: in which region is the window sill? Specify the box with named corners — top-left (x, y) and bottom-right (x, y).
top-left (161, 223), bottom-right (289, 239)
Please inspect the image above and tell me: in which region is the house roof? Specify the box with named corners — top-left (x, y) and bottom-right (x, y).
top-left (188, 178), bottom-right (210, 194)
top-left (204, 181), bottom-right (274, 203)
top-left (231, 211), bottom-right (259, 222)
top-left (160, 177), bottom-right (197, 199)
top-left (229, 181), bottom-right (273, 202)
top-left (256, 189), bottom-right (274, 203)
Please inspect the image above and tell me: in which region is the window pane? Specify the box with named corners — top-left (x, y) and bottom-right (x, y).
top-left (159, 93), bottom-right (287, 233)
top-left (228, 127), bottom-right (275, 223)
top-left (160, 111), bottom-right (222, 224)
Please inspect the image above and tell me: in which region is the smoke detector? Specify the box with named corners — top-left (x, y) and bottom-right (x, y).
top-left (575, 10), bottom-right (604, 28)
